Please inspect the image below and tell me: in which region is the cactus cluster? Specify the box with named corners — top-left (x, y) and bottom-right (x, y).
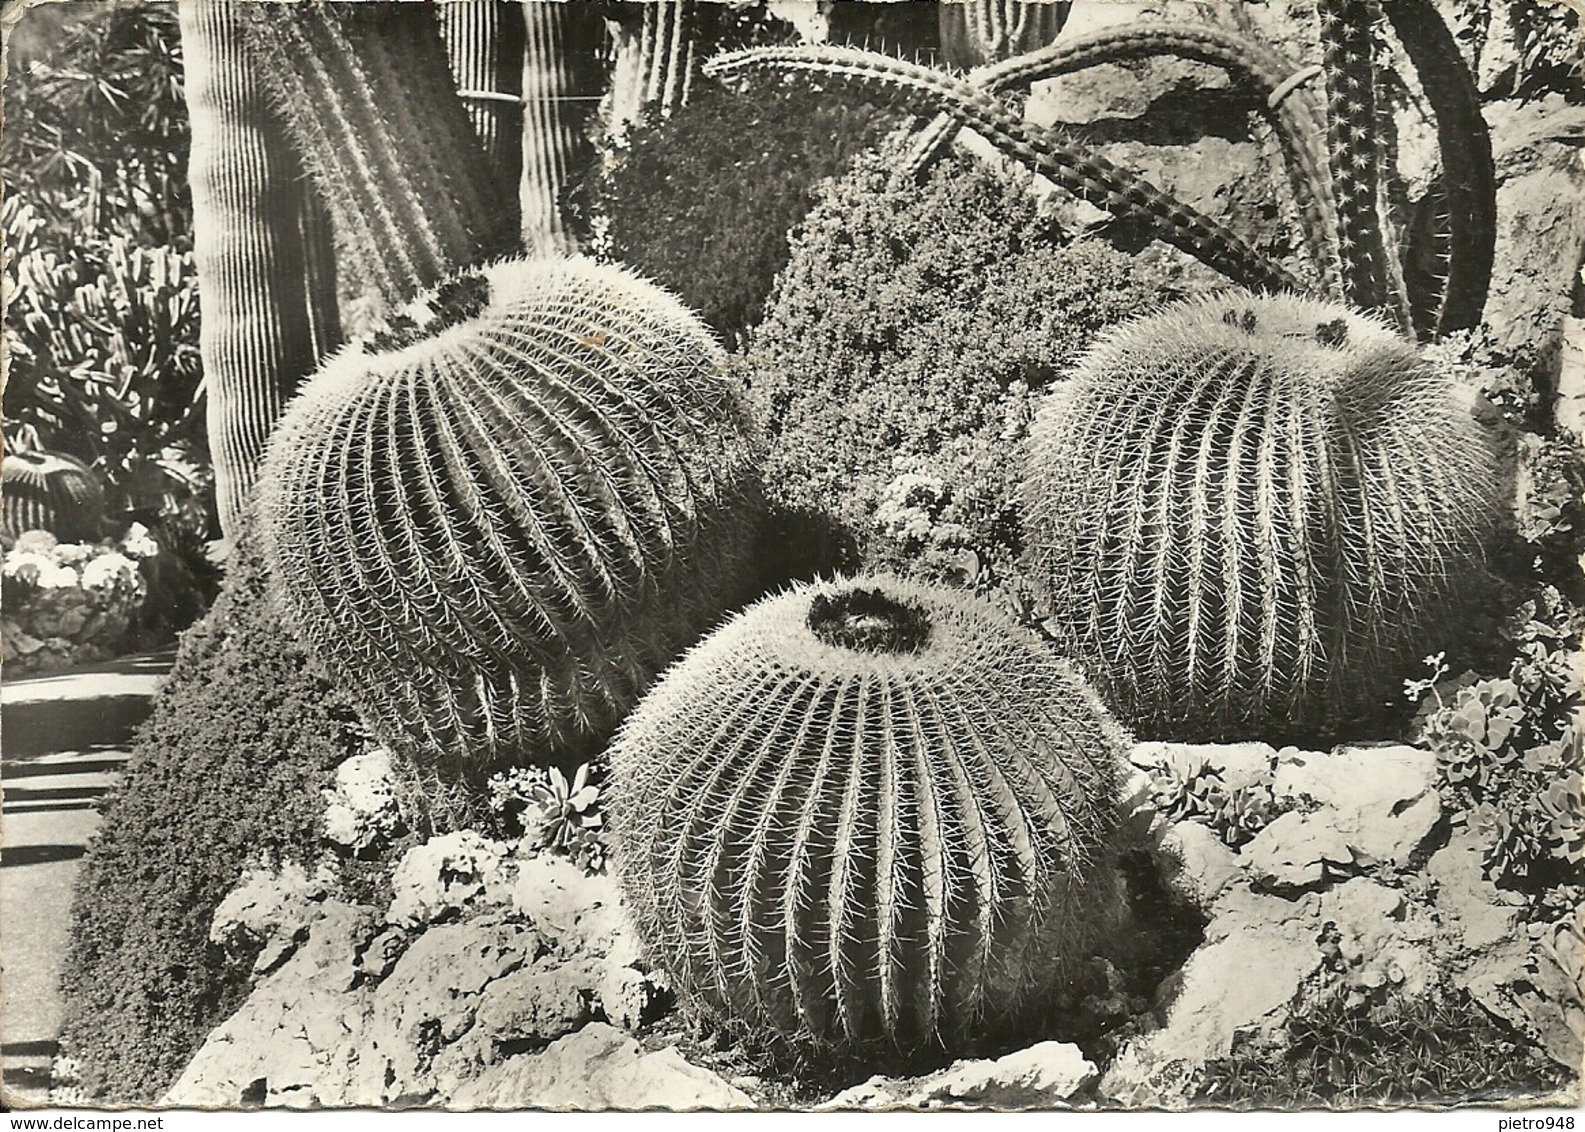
top-left (1022, 292), bottom-right (1504, 740)
top-left (607, 574), bottom-right (1128, 1054)
top-left (2, 450), bottom-right (106, 543)
top-left (257, 257), bottom-right (760, 780)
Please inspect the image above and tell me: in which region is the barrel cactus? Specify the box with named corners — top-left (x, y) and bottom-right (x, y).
top-left (257, 257), bottom-right (760, 781)
top-left (1022, 291), bottom-right (1505, 741)
top-left (2, 450), bottom-right (106, 543)
top-left (607, 574), bottom-right (1129, 1054)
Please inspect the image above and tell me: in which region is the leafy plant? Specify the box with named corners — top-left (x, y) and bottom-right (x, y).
top-left (1148, 751), bottom-right (1279, 850)
top-left (487, 762), bottom-right (608, 875)
top-left (743, 144), bottom-right (1170, 584)
top-left (58, 519), bottom-right (362, 1102)
top-left (572, 72), bottom-right (901, 348)
top-left (607, 575), bottom-right (1130, 1055)
top-left (1198, 986), bottom-right (1570, 1107)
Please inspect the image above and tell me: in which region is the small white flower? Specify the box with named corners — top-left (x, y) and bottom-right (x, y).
top-left (119, 522), bottom-right (160, 560)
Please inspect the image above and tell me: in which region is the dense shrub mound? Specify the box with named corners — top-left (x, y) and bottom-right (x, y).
top-left (58, 523), bottom-right (361, 1102)
top-left (574, 74), bottom-right (900, 348)
top-left (742, 145), bottom-right (1180, 583)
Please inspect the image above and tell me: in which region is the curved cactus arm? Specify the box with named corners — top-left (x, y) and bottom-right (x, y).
top-left (705, 44), bottom-right (1301, 293)
top-left (1382, 0), bottom-right (1495, 339)
top-left (1316, 0), bottom-right (1413, 331)
top-left (178, 0), bottom-right (342, 539)
top-left (440, 0), bottom-right (527, 238)
top-left (606, 0), bottom-right (698, 136)
top-left (238, 0), bottom-right (517, 315)
top-left (953, 21), bottom-right (1339, 289)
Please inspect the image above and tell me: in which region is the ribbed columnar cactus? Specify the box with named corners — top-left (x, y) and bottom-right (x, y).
top-left (1022, 292), bottom-right (1504, 741)
top-left (178, 0), bottom-right (341, 538)
top-left (257, 258), bottom-right (760, 780)
top-left (2, 451), bottom-right (106, 543)
top-left (519, 2), bottom-right (605, 255)
top-left (439, 0), bottom-right (527, 236)
top-left (938, 0), bottom-right (1068, 70)
top-left (606, 0), bottom-right (698, 136)
top-left (607, 575), bottom-right (1128, 1054)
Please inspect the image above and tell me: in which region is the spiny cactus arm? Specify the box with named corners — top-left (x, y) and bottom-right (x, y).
top-left (1381, 0), bottom-right (1495, 339)
top-left (178, 0), bottom-right (341, 539)
top-left (520, 1), bottom-right (606, 255)
top-left (1315, 0), bottom-right (1413, 330)
top-left (961, 21), bottom-right (1338, 288)
top-left (440, 0), bottom-right (527, 238)
top-left (238, 0), bottom-right (515, 316)
top-left (705, 45), bottom-right (1300, 293)
top-left (606, 0), bottom-right (698, 136)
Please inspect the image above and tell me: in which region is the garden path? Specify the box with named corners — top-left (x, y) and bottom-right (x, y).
top-left (1, 653), bottom-right (170, 1107)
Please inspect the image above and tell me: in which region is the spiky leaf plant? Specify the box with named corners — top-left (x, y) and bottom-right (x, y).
top-left (607, 574), bottom-right (1129, 1055)
top-left (2, 450), bottom-right (106, 542)
top-left (1022, 291), bottom-right (1504, 742)
top-left (257, 257), bottom-right (760, 781)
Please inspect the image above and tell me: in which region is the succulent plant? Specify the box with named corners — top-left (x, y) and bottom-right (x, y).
top-left (2, 450), bottom-right (107, 543)
top-left (257, 257), bottom-right (761, 781)
top-left (606, 574), bottom-right (1129, 1054)
top-left (1022, 291), bottom-right (1504, 741)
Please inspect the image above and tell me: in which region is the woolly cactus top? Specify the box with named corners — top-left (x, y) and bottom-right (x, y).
top-left (607, 574), bottom-right (1130, 1052)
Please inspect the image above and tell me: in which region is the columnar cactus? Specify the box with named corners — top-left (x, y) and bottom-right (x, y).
top-left (1022, 292), bottom-right (1504, 741)
top-left (607, 574), bottom-right (1128, 1054)
top-left (439, 0), bottom-right (527, 235)
top-left (606, 0), bottom-right (698, 136)
top-left (938, 0), bottom-right (1069, 70)
top-left (519, 2), bottom-right (606, 255)
top-left (178, 0), bottom-right (341, 538)
top-left (256, 258), bottom-right (761, 780)
top-left (2, 451), bottom-right (106, 543)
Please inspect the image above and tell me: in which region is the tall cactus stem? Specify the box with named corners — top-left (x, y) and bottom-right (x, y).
top-left (238, 0), bottom-right (515, 317)
top-left (179, 0), bottom-right (341, 539)
top-left (938, 0), bottom-right (1070, 70)
top-left (1315, 0), bottom-right (1411, 329)
top-left (520, 1), bottom-right (605, 255)
top-left (607, 0), bottom-right (698, 136)
top-left (1381, 0), bottom-right (1495, 339)
top-left (705, 44), bottom-right (1300, 293)
top-left (440, 0), bottom-right (527, 238)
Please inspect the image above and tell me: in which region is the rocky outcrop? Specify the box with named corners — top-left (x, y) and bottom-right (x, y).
top-left (820, 1042), bottom-right (1099, 1110)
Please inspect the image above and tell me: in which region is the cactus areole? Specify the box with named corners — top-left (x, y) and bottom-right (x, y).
top-left (606, 575), bottom-right (1129, 1054)
top-left (257, 257), bottom-right (760, 780)
top-left (1023, 291), bottom-right (1504, 742)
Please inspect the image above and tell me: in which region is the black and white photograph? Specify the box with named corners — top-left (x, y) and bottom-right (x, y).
top-left (1, 0), bottom-right (1582, 1116)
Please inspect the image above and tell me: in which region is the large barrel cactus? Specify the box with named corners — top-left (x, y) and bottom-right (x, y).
top-left (257, 257), bottom-right (760, 780)
top-left (607, 574), bottom-right (1128, 1054)
top-left (2, 450), bottom-right (107, 543)
top-left (1022, 291), bottom-right (1505, 741)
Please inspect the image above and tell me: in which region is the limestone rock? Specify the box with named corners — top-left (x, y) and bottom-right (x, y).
top-left (1155, 819), bottom-right (1242, 915)
top-left (322, 749), bottom-right (402, 853)
top-left (209, 861), bottom-right (337, 976)
top-left (1426, 827), bottom-right (1524, 953)
top-left (1271, 746), bottom-right (1441, 870)
top-left (387, 831), bottom-right (511, 928)
top-left (1243, 811), bottom-right (1355, 893)
top-left (446, 1023), bottom-right (753, 1111)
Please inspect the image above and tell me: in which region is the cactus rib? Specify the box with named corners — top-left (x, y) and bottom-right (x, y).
top-left (705, 45), bottom-right (1299, 293)
top-left (607, 576), bottom-right (1128, 1053)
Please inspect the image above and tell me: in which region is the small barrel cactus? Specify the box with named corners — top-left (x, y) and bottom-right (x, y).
top-left (1022, 292), bottom-right (1504, 741)
top-left (2, 451), bottom-right (107, 543)
top-left (606, 574), bottom-right (1128, 1054)
top-left (257, 257), bottom-right (760, 780)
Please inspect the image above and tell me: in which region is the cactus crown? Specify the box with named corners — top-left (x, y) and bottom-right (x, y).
top-left (2, 450), bottom-right (107, 543)
top-left (607, 574), bottom-right (1129, 1054)
top-left (257, 256), bottom-right (761, 781)
top-left (1022, 290), bottom-right (1503, 740)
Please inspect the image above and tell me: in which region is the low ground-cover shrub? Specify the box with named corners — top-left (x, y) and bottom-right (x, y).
top-left (58, 523), bottom-right (361, 1102)
top-left (742, 144), bottom-right (1179, 587)
top-left (573, 73), bottom-right (900, 348)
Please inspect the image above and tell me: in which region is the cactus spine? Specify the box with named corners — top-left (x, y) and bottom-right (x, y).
top-left (704, 44), bottom-right (1299, 294)
top-left (607, 575), bottom-right (1127, 1053)
top-left (178, 0), bottom-right (341, 539)
top-left (1022, 292), bottom-right (1503, 741)
top-left (2, 451), bottom-right (107, 543)
top-left (257, 258), bottom-right (760, 780)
